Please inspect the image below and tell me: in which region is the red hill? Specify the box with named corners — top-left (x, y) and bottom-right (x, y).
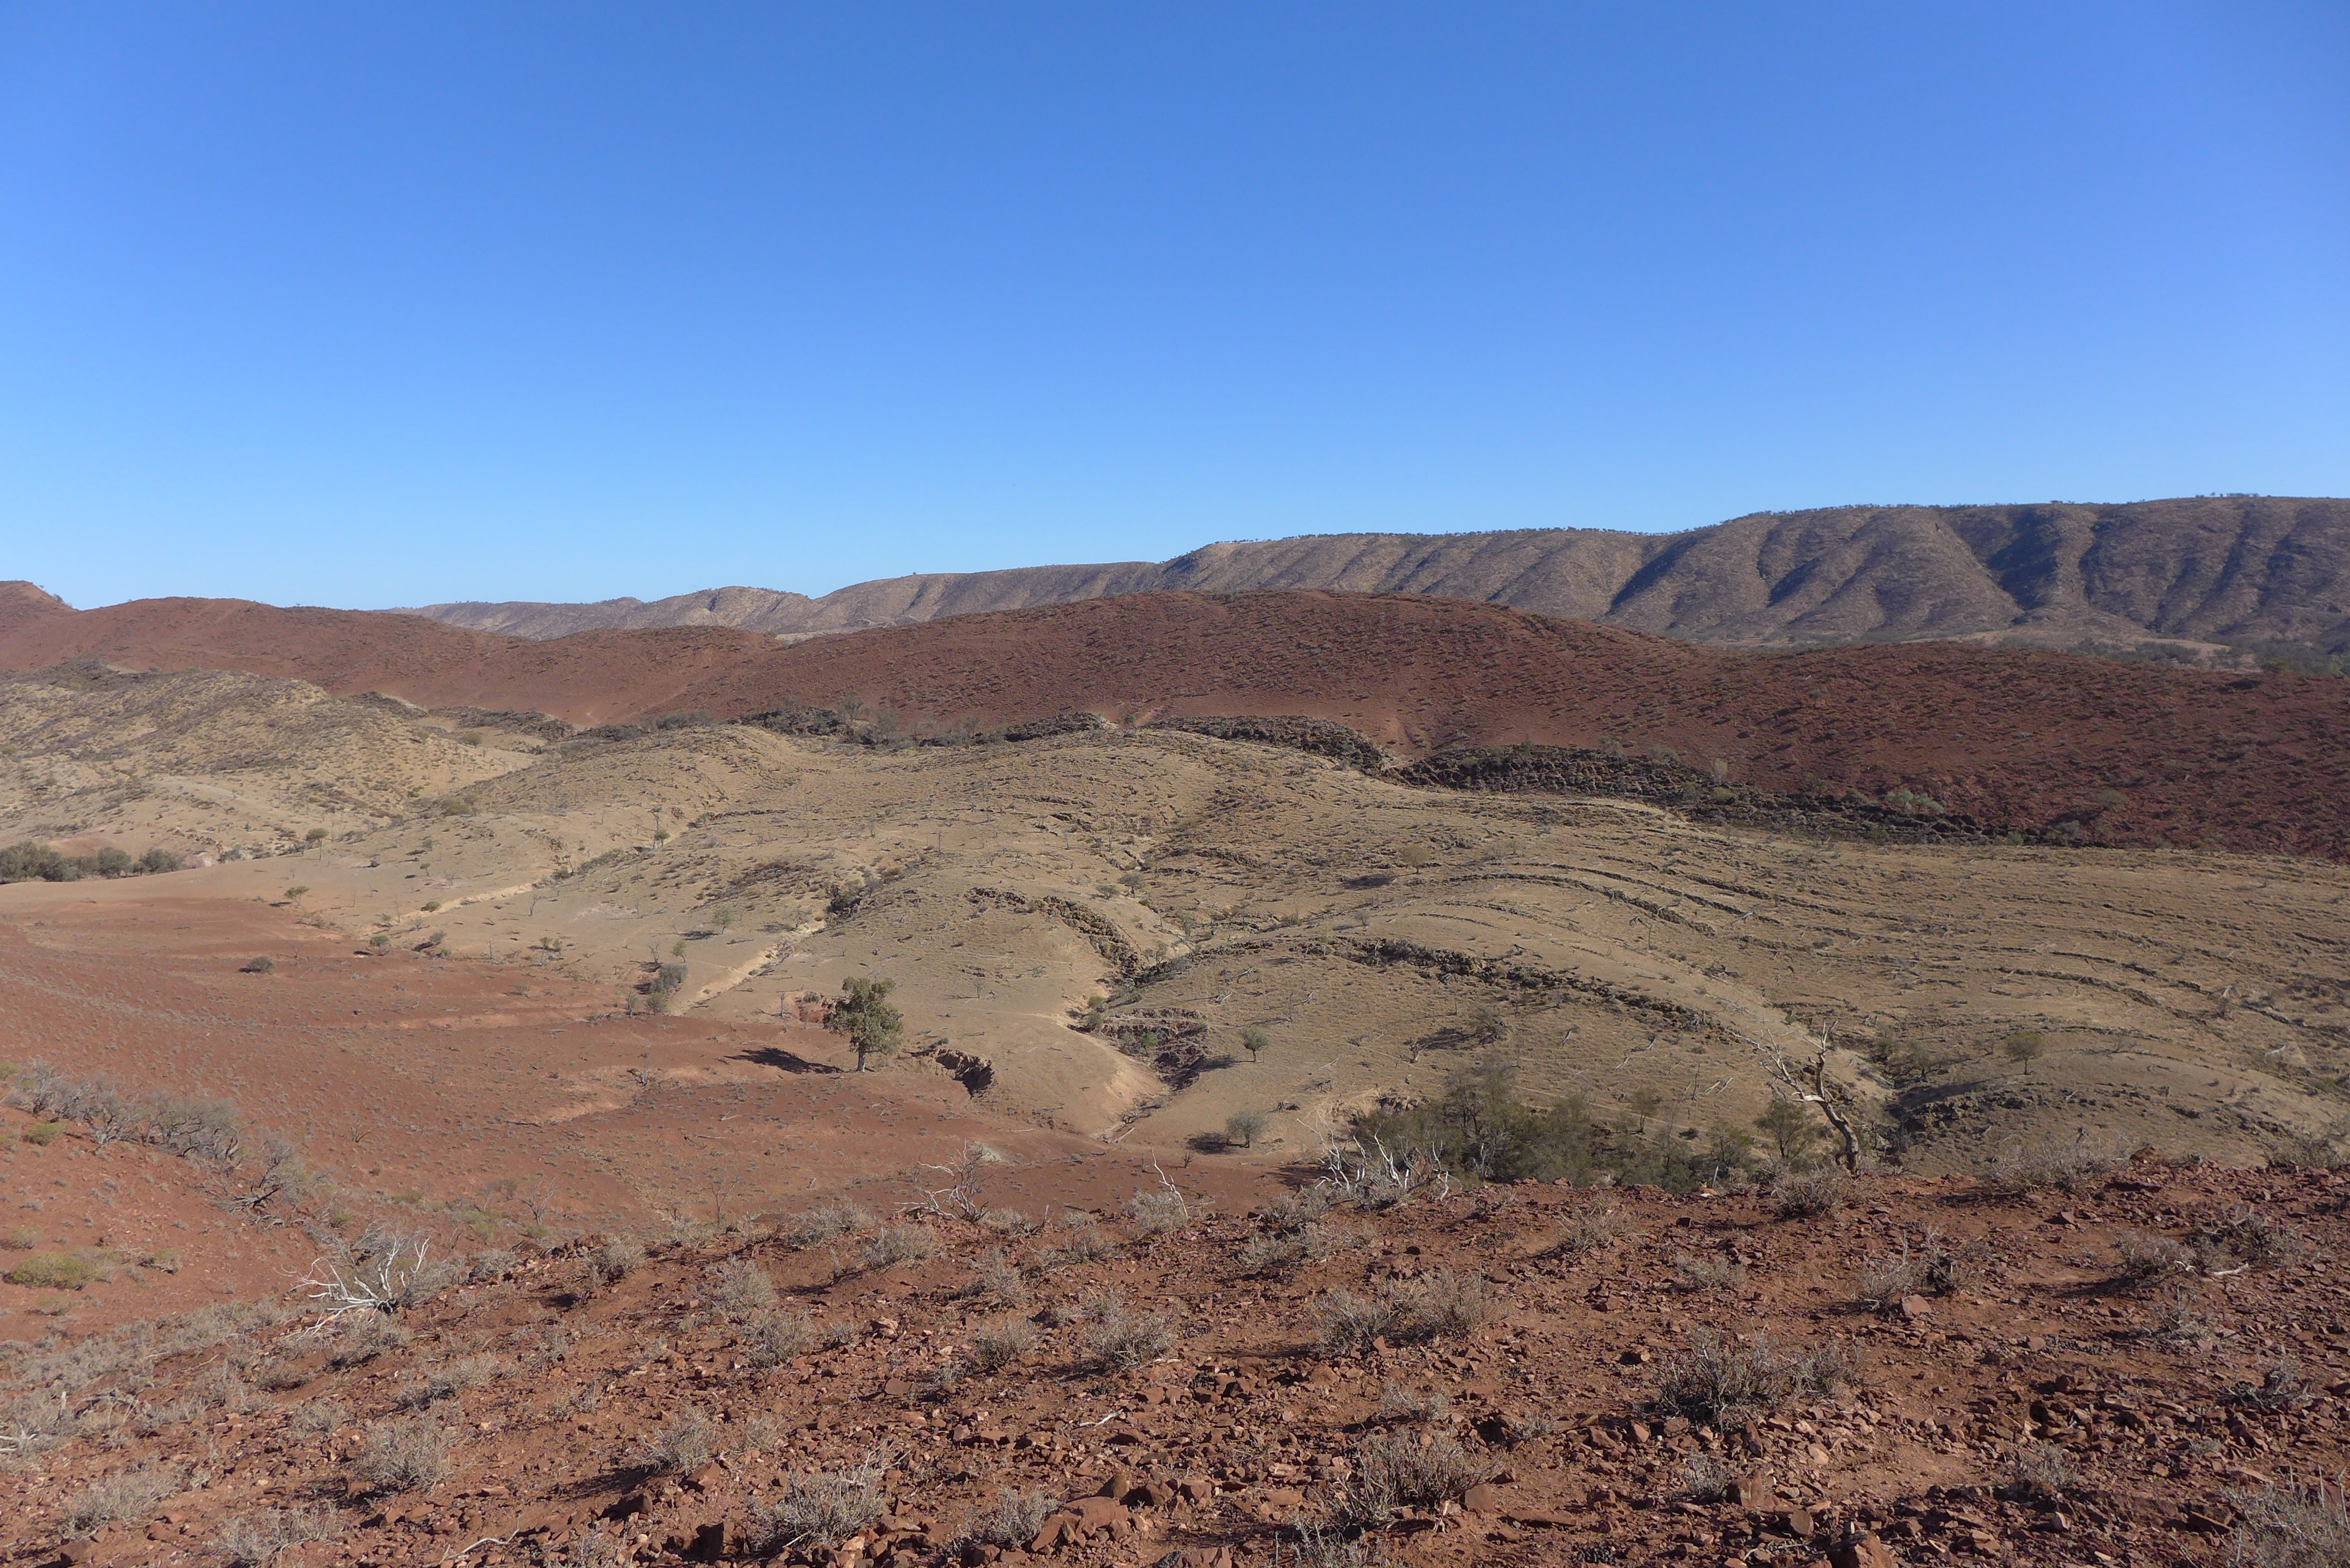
top-left (2, 584), bottom-right (2343, 857)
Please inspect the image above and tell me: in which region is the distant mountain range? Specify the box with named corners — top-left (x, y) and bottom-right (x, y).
top-left (400, 495), bottom-right (2350, 653)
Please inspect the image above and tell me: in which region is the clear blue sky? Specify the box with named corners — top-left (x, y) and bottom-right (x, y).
top-left (4, 3), bottom-right (2344, 610)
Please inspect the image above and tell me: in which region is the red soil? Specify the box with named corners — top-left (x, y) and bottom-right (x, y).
top-left (4, 582), bottom-right (2345, 856)
top-left (10, 1144), bottom-right (2350, 1568)
top-left (0, 887), bottom-right (1272, 1340)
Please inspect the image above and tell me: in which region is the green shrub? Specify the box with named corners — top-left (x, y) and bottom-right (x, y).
top-left (21, 1121), bottom-right (63, 1146)
top-left (1352, 1060), bottom-right (1754, 1192)
top-left (6, 1251), bottom-right (101, 1290)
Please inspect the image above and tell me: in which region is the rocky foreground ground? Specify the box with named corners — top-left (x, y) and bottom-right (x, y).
top-left (9, 1146), bottom-right (2350, 1568)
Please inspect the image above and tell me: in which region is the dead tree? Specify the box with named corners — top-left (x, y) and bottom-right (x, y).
top-left (1759, 1030), bottom-right (1863, 1174)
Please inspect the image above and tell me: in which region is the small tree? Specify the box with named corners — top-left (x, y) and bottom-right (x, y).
top-left (2001, 1030), bottom-right (2046, 1065)
top-left (1754, 1097), bottom-right (1819, 1162)
top-left (284, 885), bottom-right (310, 906)
top-left (1225, 1109), bottom-right (1268, 1149)
top-left (304, 828), bottom-right (329, 852)
top-left (1241, 1028), bottom-right (1270, 1064)
top-left (830, 978), bottom-right (903, 1072)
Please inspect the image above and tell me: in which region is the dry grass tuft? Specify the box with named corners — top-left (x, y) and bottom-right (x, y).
top-left (1311, 1269), bottom-right (1497, 1353)
top-left (211, 1506), bottom-right (342, 1567)
top-left (951, 1489), bottom-right (1058, 1551)
top-left (1651, 1327), bottom-right (1862, 1429)
top-left (1327, 1430), bottom-right (1495, 1531)
top-left (65, 1466), bottom-right (183, 1534)
top-left (783, 1202), bottom-right (874, 1247)
top-left (1075, 1291), bottom-right (1173, 1371)
top-left (1549, 1208), bottom-right (1627, 1256)
top-left (2113, 1231), bottom-right (2196, 1287)
top-left (1769, 1168), bottom-right (1848, 1219)
top-left (1372, 1379), bottom-right (1452, 1424)
top-left (2225, 1477), bottom-right (2350, 1568)
top-left (352, 1413), bottom-right (452, 1495)
top-left (742, 1309), bottom-right (814, 1368)
top-left (752, 1450), bottom-right (891, 1552)
top-left (1671, 1252), bottom-right (1746, 1294)
top-left (711, 1255), bottom-right (777, 1314)
top-left (1983, 1136), bottom-right (2120, 1195)
top-left (958, 1247), bottom-right (1029, 1307)
top-left (859, 1223), bottom-right (939, 1271)
top-left (967, 1316), bottom-right (1038, 1373)
top-left (638, 1406), bottom-right (722, 1473)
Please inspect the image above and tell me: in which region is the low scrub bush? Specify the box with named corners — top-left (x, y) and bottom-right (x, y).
top-left (394, 1354), bottom-right (501, 1409)
top-left (352, 1414), bottom-right (452, 1495)
top-left (286, 1399), bottom-right (352, 1440)
top-left (2113, 1231), bottom-right (2196, 1286)
top-left (1311, 1269), bottom-right (1496, 1353)
top-left (1328, 1431), bottom-right (1495, 1532)
top-left (1671, 1252), bottom-right (1746, 1294)
top-left (1855, 1228), bottom-right (1982, 1310)
top-left (2228, 1358), bottom-right (2318, 1412)
top-left (967, 1316), bottom-right (1037, 1373)
top-left (1311, 1286), bottom-right (1402, 1354)
top-left (1039, 1210), bottom-right (1118, 1266)
top-left (212, 1505), bottom-right (342, 1567)
top-left (1677, 1452), bottom-right (1737, 1504)
top-left (1125, 1187), bottom-right (1194, 1238)
top-left (1412, 1269), bottom-right (1497, 1337)
top-left (2001, 1440), bottom-right (2077, 1499)
top-left (639, 1406), bottom-right (722, 1474)
top-left (1549, 1208), bottom-right (1627, 1256)
top-left (958, 1247), bottom-right (1028, 1307)
top-left (782, 1201), bottom-right (874, 1247)
top-left (466, 1248), bottom-right (517, 1283)
top-left (711, 1255), bottom-right (777, 1314)
top-left (1284, 1521), bottom-right (1371, 1568)
top-left (952, 1490), bottom-right (1058, 1552)
top-left (325, 1314), bottom-right (410, 1369)
top-left (2225, 1477), bottom-right (2350, 1568)
top-left (1651, 1327), bottom-right (1861, 1429)
top-left (1238, 1221), bottom-right (1360, 1276)
top-left (741, 1309), bottom-right (813, 1369)
top-left (1372, 1380), bottom-right (1452, 1424)
top-left (1076, 1291), bottom-right (1172, 1371)
top-left (4, 1251), bottom-right (102, 1290)
top-left (591, 1235), bottom-right (645, 1287)
top-left (65, 1466), bottom-right (184, 1533)
top-left (2194, 1206), bottom-right (2303, 1271)
top-left (751, 1451), bottom-right (891, 1553)
top-left (1983, 1136), bottom-right (2120, 1195)
top-left (1769, 1167), bottom-right (1848, 1219)
top-left (1349, 1062), bottom-right (1756, 1193)
top-left (860, 1222), bottom-right (938, 1270)
top-left (2140, 1286), bottom-right (2215, 1350)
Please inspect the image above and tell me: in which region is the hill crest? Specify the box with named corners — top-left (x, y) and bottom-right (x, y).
top-left (395, 495), bottom-right (2350, 653)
